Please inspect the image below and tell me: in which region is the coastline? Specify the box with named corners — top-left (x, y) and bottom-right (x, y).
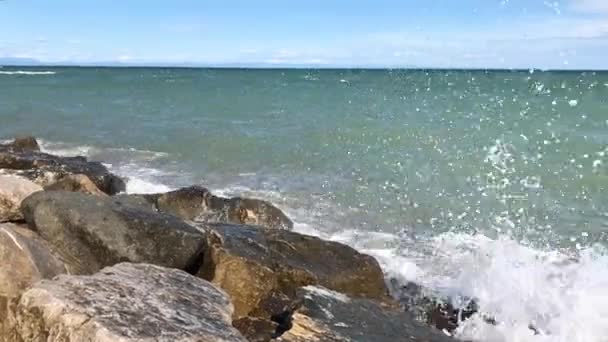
top-left (0, 136), bottom-right (465, 341)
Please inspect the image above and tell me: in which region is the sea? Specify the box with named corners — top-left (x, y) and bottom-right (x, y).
top-left (1, 66), bottom-right (607, 341)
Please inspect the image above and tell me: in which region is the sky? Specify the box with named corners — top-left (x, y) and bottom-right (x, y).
top-left (1, 0), bottom-right (608, 69)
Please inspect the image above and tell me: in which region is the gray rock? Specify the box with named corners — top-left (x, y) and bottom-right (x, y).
top-left (275, 286), bottom-right (458, 342)
top-left (389, 280), bottom-right (482, 333)
top-left (0, 136), bottom-right (40, 153)
top-left (21, 191), bottom-right (206, 274)
top-left (145, 186), bottom-right (294, 230)
top-left (44, 174), bottom-right (107, 196)
top-left (4, 263), bottom-right (247, 342)
top-left (0, 145), bottom-right (125, 195)
top-left (111, 194), bottom-right (158, 212)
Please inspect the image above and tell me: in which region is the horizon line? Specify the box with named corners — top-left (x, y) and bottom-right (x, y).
top-left (1, 63), bottom-right (608, 72)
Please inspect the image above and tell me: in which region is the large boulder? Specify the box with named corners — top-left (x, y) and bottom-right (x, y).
top-left (44, 174), bottom-right (107, 196)
top-left (112, 193), bottom-right (159, 212)
top-left (21, 191), bottom-right (206, 275)
top-left (0, 175), bottom-right (43, 222)
top-left (144, 186), bottom-right (294, 230)
top-left (196, 223), bottom-right (389, 320)
top-left (275, 286), bottom-right (458, 342)
top-left (3, 263), bottom-right (247, 342)
top-left (0, 136), bottom-right (40, 153)
top-left (0, 223), bottom-right (66, 336)
top-left (0, 138), bottom-right (125, 195)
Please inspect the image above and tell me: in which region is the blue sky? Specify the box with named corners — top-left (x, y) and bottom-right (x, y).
top-left (1, 0), bottom-right (607, 69)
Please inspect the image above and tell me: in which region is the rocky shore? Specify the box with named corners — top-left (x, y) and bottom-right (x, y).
top-left (0, 137), bottom-right (473, 341)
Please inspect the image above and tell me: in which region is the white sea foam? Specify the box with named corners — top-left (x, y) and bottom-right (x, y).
top-left (428, 234), bottom-right (608, 342)
top-left (0, 70), bottom-right (56, 75)
top-left (291, 215), bottom-right (608, 342)
top-left (39, 140), bottom-right (94, 157)
top-left (125, 177), bottom-right (172, 194)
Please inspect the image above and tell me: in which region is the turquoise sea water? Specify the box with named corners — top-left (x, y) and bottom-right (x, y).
top-left (1, 67), bottom-right (608, 341)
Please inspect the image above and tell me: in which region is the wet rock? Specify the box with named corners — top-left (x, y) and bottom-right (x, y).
top-left (0, 223), bottom-right (66, 336)
top-left (21, 191), bottom-right (206, 274)
top-left (112, 193), bottom-right (159, 211)
top-left (390, 279), bottom-right (483, 333)
top-left (0, 147), bottom-right (125, 195)
top-left (233, 316), bottom-right (279, 342)
top-left (3, 263), bottom-right (247, 342)
top-left (275, 286), bottom-right (458, 342)
top-left (151, 185), bottom-right (213, 220)
top-left (0, 136), bottom-right (40, 153)
top-left (147, 186), bottom-right (294, 230)
top-left (225, 197), bottom-right (294, 230)
top-left (196, 223), bottom-right (389, 320)
top-left (44, 173), bottom-right (107, 196)
top-left (0, 175), bottom-right (43, 222)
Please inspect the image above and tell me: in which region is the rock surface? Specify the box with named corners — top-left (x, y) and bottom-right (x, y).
top-left (196, 223), bottom-right (389, 320)
top-left (44, 174), bottom-right (107, 196)
top-left (233, 317), bottom-right (279, 342)
top-left (112, 193), bottom-right (159, 211)
top-left (3, 263), bottom-right (247, 342)
top-left (390, 280), bottom-right (482, 333)
top-left (0, 223), bottom-right (66, 337)
top-left (275, 286), bottom-right (458, 342)
top-left (0, 137), bottom-right (125, 195)
top-left (0, 136), bottom-right (40, 153)
top-left (145, 186), bottom-right (294, 230)
top-left (21, 191), bottom-right (206, 274)
top-left (0, 175), bottom-right (43, 222)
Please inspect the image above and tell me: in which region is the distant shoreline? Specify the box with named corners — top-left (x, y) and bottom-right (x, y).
top-left (1, 64), bottom-right (607, 72)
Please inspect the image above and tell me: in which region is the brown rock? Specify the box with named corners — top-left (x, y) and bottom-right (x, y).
top-left (44, 174), bottom-right (107, 196)
top-left (233, 317), bottom-right (279, 342)
top-left (0, 223), bottom-right (66, 336)
top-left (225, 197), bottom-right (294, 230)
top-left (0, 175), bottom-right (43, 222)
top-left (196, 223), bottom-right (389, 320)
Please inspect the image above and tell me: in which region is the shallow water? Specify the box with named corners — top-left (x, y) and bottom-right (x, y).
top-left (1, 67), bottom-right (607, 341)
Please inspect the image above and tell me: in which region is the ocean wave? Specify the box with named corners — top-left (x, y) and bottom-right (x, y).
top-left (0, 70), bottom-right (56, 75)
top-left (294, 225), bottom-right (608, 342)
top-left (124, 176), bottom-right (172, 194)
top-left (38, 140), bottom-right (94, 157)
top-left (39, 140), bottom-right (169, 160)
